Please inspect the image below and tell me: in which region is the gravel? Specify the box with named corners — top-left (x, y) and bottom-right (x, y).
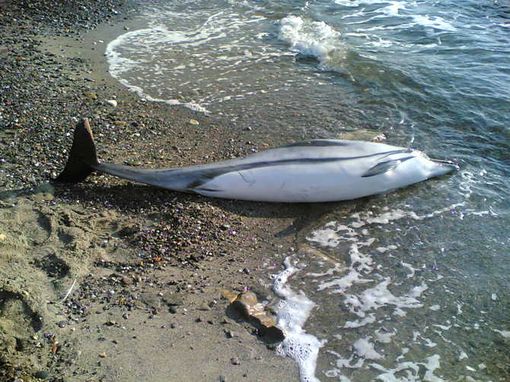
top-left (0, 2), bottom-right (297, 381)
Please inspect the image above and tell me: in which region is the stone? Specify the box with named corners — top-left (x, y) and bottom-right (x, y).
top-left (162, 292), bottom-right (183, 307)
top-left (230, 357), bottom-right (240, 365)
top-left (34, 371), bottom-right (49, 379)
top-left (84, 91), bottom-right (97, 100)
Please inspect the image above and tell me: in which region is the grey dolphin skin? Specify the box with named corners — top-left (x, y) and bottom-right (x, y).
top-left (54, 119), bottom-right (458, 203)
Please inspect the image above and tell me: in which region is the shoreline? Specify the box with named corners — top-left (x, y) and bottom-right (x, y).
top-left (0, 2), bottom-right (323, 381)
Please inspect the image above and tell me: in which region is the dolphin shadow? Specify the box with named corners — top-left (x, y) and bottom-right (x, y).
top-left (6, 176), bottom-right (435, 239)
top-left (50, 179), bottom-right (373, 238)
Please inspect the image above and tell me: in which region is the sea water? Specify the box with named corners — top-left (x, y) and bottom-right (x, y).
top-left (106, 1), bottom-right (510, 380)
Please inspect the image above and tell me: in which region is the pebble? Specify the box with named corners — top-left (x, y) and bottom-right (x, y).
top-left (84, 91), bottom-right (97, 100)
top-left (168, 306), bottom-right (178, 314)
top-left (162, 292), bottom-right (183, 307)
top-left (98, 352), bottom-right (107, 358)
top-left (0, 233), bottom-right (6, 242)
top-left (230, 357), bottom-right (240, 365)
top-left (34, 370), bottom-right (49, 379)
top-left (189, 119), bottom-right (200, 126)
top-left (106, 99), bottom-right (118, 107)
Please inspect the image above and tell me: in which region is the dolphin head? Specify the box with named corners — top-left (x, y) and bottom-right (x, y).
top-left (429, 158), bottom-right (459, 176)
top-left (414, 151), bottom-right (459, 179)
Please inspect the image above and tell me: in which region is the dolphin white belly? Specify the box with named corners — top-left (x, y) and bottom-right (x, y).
top-left (55, 119), bottom-right (458, 203)
top-left (193, 147), bottom-right (451, 202)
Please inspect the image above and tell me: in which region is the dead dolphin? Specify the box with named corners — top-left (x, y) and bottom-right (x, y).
top-left (54, 119), bottom-right (458, 203)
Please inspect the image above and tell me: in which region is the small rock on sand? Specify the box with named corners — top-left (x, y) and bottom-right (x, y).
top-left (230, 357), bottom-right (240, 365)
top-left (106, 99), bottom-right (118, 107)
top-left (84, 91), bottom-right (97, 100)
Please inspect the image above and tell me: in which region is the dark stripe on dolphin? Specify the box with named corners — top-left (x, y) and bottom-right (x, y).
top-left (283, 140), bottom-right (352, 148)
top-left (92, 149), bottom-right (410, 191)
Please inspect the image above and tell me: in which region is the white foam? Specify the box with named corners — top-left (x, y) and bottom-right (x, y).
top-left (105, 8), bottom-right (301, 114)
top-left (279, 15), bottom-right (345, 68)
top-left (344, 313), bottom-right (376, 329)
top-left (381, 2), bottom-right (406, 17)
top-left (370, 354), bottom-right (444, 382)
top-left (353, 337), bottom-right (383, 360)
top-left (401, 261), bottom-right (417, 278)
top-left (105, 27), bottom-right (210, 113)
top-left (328, 350), bottom-right (364, 369)
top-left (412, 15), bottom-right (456, 32)
top-left (317, 243), bottom-right (373, 293)
top-left (309, 203), bottom-right (468, 247)
top-left (493, 329), bottom-right (510, 338)
top-left (334, 0), bottom-right (386, 7)
top-left (374, 327), bottom-right (396, 344)
top-left (273, 257), bottom-right (325, 382)
top-left (344, 278), bottom-right (428, 318)
top-left (304, 202), bottom-right (476, 380)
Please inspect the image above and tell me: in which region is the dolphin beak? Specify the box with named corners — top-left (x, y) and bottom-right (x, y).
top-left (431, 158), bottom-right (459, 176)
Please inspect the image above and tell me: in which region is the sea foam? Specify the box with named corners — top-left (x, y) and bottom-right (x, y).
top-left (273, 257), bottom-right (325, 382)
top-left (105, 27), bottom-right (210, 113)
top-left (279, 15), bottom-right (345, 68)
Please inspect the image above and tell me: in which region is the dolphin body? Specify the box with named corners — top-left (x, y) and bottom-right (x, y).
top-left (55, 119), bottom-right (457, 203)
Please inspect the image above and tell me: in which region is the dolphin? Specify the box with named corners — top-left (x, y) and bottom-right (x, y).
top-left (54, 119), bottom-right (458, 203)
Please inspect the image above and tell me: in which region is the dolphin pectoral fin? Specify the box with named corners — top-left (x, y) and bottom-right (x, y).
top-left (362, 156), bottom-right (414, 178)
top-left (53, 118), bottom-right (99, 183)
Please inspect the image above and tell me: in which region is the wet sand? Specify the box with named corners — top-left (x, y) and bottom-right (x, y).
top-left (0, 1), bottom-right (328, 380)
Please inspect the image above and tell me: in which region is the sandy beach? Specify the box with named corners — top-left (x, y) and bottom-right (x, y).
top-left (0, 1), bottom-right (328, 380)
top-left (5, 1), bottom-right (508, 381)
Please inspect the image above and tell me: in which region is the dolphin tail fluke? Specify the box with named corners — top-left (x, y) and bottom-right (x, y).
top-left (54, 118), bottom-right (99, 183)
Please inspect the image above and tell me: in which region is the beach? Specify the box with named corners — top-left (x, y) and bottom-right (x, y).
top-left (2, 1), bottom-right (509, 381)
top-left (0, 1), bottom-right (311, 380)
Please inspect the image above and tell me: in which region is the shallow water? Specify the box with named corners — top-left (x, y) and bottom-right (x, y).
top-left (107, 0), bottom-right (510, 380)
